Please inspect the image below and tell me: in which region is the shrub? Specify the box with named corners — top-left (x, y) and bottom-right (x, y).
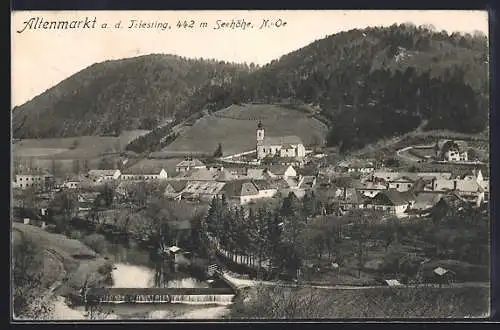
top-left (81, 234), bottom-right (107, 254)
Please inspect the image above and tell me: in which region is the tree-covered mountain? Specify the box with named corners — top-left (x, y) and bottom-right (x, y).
top-left (192, 23), bottom-right (488, 152)
top-left (13, 24), bottom-right (489, 153)
top-left (12, 54), bottom-right (253, 138)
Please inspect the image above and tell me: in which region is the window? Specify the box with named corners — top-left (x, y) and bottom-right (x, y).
top-left (20, 184), bottom-right (23, 188)
top-left (396, 184), bottom-right (400, 188)
top-left (407, 184), bottom-right (411, 188)
top-left (19, 177), bottom-right (22, 181)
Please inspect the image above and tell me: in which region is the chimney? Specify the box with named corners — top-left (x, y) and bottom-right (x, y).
top-left (431, 178), bottom-right (436, 191)
top-left (343, 187), bottom-right (347, 200)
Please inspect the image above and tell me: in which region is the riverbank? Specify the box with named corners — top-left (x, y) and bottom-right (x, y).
top-left (13, 222), bottom-right (113, 306)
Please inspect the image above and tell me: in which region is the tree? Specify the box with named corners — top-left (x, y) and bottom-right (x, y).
top-left (213, 142), bottom-right (223, 158)
top-left (13, 235), bottom-right (54, 319)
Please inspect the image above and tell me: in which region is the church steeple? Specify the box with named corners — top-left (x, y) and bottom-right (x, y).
top-left (256, 120), bottom-right (264, 145)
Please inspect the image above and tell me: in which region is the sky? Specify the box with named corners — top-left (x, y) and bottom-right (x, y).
top-left (11, 10), bottom-right (489, 107)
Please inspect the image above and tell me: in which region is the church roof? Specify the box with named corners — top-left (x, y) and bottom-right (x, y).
top-left (263, 135), bottom-right (303, 146)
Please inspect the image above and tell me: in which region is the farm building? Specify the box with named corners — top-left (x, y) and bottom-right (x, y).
top-left (120, 159), bottom-right (169, 181)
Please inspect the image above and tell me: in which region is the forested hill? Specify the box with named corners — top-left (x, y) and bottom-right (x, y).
top-left (12, 54), bottom-right (253, 139)
top-left (190, 24), bottom-right (488, 152)
top-left (13, 24), bottom-right (489, 151)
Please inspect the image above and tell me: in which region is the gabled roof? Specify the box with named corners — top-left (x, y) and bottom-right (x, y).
top-left (165, 180), bottom-right (188, 193)
top-left (176, 158), bottom-right (206, 168)
top-left (413, 192), bottom-right (444, 210)
top-left (215, 169), bottom-right (238, 182)
top-left (121, 159), bottom-right (168, 175)
top-left (222, 180), bottom-right (259, 197)
top-left (263, 135), bottom-right (303, 146)
top-left (88, 169), bottom-right (119, 176)
top-left (176, 168), bottom-right (218, 181)
top-left (247, 168), bottom-right (265, 179)
top-left (267, 164), bottom-right (294, 176)
top-left (369, 189), bottom-right (411, 206)
top-left (183, 181), bottom-right (226, 195)
top-left (253, 180), bottom-right (275, 191)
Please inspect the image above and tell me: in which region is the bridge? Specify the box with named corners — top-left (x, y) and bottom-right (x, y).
top-left (85, 287), bottom-right (235, 305)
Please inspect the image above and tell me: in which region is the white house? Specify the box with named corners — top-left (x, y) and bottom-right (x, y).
top-left (337, 160), bottom-right (375, 173)
top-left (437, 140), bottom-right (468, 162)
top-left (265, 164), bottom-right (297, 179)
top-left (175, 158), bottom-right (206, 173)
top-left (12, 170), bottom-right (53, 190)
top-left (256, 121), bottom-right (306, 160)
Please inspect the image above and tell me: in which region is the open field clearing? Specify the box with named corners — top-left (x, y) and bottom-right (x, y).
top-left (13, 130), bottom-right (147, 160)
top-left (163, 104), bottom-right (328, 156)
top-left (231, 285), bottom-right (490, 319)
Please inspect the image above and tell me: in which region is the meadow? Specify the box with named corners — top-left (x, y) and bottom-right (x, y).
top-left (162, 104), bottom-right (328, 157)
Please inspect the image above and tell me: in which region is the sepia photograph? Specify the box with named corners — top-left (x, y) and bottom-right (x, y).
top-left (11, 10), bottom-right (490, 321)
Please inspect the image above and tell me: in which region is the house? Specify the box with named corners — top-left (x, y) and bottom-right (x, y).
top-left (181, 181), bottom-right (226, 202)
top-left (252, 180), bottom-right (279, 199)
top-left (175, 158), bottom-right (206, 173)
top-left (256, 121), bottom-right (306, 160)
top-left (371, 171), bottom-right (452, 183)
top-left (12, 170), bottom-right (53, 190)
top-left (339, 188), bottom-right (367, 210)
top-left (163, 181), bottom-right (188, 201)
top-left (120, 160), bottom-right (169, 181)
top-left (337, 159), bottom-right (375, 174)
top-left (88, 169), bottom-right (121, 183)
top-left (265, 165), bottom-right (296, 179)
top-left (431, 170), bottom-right (485, 207)
top-left (432, 267), bottom-right (456, 285)
top-left (412, 192), bottom-right (444, 211)
top-left (298, 175), bottom-right (317, 190)
top-left (365, 189), bottom-right (415, 216)
top-left (62, 180), bottom-right (80, 189)
top-left (387, 177), bottom-right (414, 192)
top-left (356, 182), bottom-right (388, 198)
top-left (246, 168), bottom-right (266, 180)
top-left (222, 180), bottom-right (276, 205)
top-left (436, 139), bottom-right (468, 162)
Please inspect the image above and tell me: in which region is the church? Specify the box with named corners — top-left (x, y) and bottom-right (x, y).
top-left (256, 121), bottom-right (306, 160)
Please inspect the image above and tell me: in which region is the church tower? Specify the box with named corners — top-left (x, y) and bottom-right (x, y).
top-left (256, 120), bottom-right (265, 146)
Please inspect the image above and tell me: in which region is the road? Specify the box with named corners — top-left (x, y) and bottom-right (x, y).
top-left (396, 146), bottom-right (424, 163)
top-left (221, 272), bottom-right (489, 291)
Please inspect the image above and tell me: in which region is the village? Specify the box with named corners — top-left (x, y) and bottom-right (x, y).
top-left (11, 120), bottom-right (490, 292)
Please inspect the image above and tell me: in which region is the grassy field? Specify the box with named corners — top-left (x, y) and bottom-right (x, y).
top-left (162, 104), bottom-right (328, 157)
top-left (12, 130), bottom-right (149, 160)
top-left (230, 284), bottom-right (490, 319)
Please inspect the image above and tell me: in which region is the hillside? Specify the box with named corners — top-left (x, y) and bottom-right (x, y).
top-left (155, 103), bottom-right (328, 157)
top-left (12, 54), bottom-right (251, 139)
top-left (193, 24), bottom-right (489, 153)
top-left (13, 24), bottom-right (489, 153)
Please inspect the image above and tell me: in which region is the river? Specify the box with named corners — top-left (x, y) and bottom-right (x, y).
top-left (53, 238), bottom-right (232, 320)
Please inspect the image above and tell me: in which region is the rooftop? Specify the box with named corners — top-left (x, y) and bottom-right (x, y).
top-left (176, 158), bottom-right (206, 168)
top-left (121, 159), bottom-right (168, 175)
top-left (263, 135), bottom-right (303, 146)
